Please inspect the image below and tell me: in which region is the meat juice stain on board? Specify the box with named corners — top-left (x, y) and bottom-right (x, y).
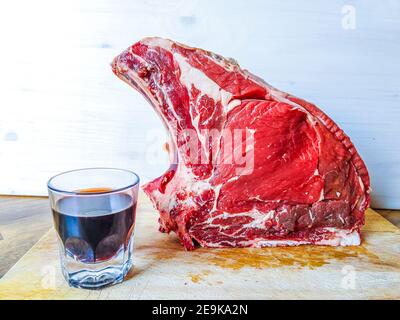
top-left (141, 234), bottom-right (378, 270)
top-left (145, 233), bottom-right (381, 271)
top-left (202, 246), bottom-right (381, 271)
top-left (188, 270), bottom-right (211, 283)
top-left (184, 246), bottom-right (381, 284)
top-left (133, 230), bottom-right (381, 281)
top-left (140, 235), bottom-right (381, 284)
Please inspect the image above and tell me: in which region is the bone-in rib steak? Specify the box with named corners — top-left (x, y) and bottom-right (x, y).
top-left (112, 37), bottom-right (370, 250)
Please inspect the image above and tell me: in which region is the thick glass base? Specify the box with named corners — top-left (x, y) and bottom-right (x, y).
top-left (63, 260), bottom-right (133, 289)
top-left (59, 237), bottom-right (134, 290)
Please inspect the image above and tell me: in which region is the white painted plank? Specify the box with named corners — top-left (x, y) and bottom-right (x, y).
top-left (0, 0), bottom-right (399, 208)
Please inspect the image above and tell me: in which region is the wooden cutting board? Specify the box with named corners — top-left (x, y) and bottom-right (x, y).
top-left (1, 193), bottom-right (399, 300)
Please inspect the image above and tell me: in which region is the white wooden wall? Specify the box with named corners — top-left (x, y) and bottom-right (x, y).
top-left (0, 0), bottom-right (399, 209)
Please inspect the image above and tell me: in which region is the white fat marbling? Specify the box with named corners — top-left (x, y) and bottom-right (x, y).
top-left (173, 52), bottom-right (233, 110)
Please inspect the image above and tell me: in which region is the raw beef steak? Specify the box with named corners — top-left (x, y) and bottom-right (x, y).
top-left (112, 37), bottom-right (370, 250)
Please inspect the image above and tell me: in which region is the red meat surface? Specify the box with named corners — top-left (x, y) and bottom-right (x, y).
top-left (112, 37), bottom-right (370, 250)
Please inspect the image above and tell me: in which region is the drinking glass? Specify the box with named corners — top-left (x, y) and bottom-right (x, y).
top-left (47, 168), bottom-right (140, 289)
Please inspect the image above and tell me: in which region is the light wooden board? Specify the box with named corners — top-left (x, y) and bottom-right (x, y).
top-left (0, 0), bottom-right (399, 209)
top-left (0, 194), bottom-right (399, 300)
top-left (0, 196), bottom-right (52, 277)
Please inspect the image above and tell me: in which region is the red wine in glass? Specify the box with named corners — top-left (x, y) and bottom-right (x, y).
top-left (52, 188), bottom-right (136, 263)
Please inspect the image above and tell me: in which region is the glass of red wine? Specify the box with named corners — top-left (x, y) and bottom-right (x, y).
top-left (47, 168), bottom-right (139, 289)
